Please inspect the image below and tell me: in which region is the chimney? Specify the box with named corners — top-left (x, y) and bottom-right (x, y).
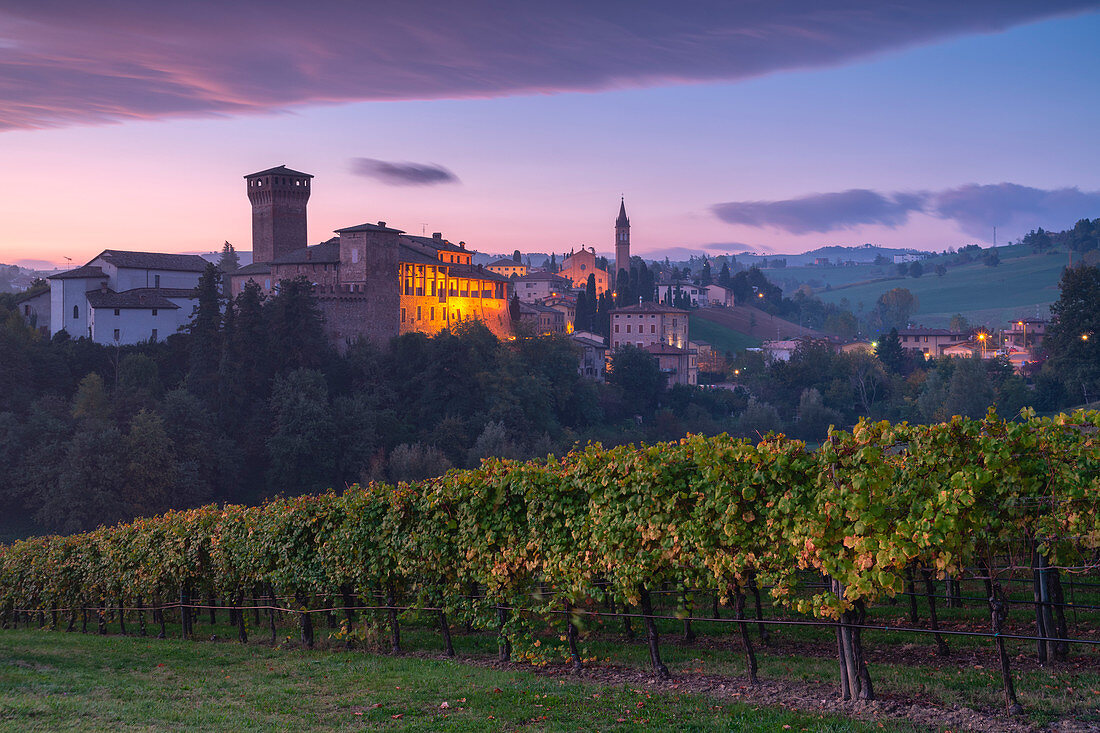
top-left (432, 232), bottom-right (442, 240)
top-left (377, 221), bottom-right (386, 227)
top-left (459, 241), bottom-right (466, 250)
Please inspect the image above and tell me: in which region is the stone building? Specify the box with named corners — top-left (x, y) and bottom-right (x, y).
top-left (486, 258), bottom-right (529, 278)
top-left (614, 198), bottom-right (631, 280)
top-left (229, 166), bottom-right (510, 347)
top-left (608, 302), bottom-right (697, 386)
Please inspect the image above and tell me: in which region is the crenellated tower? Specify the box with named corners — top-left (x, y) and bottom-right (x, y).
top-left (245, 165), bottom-right (313, 264)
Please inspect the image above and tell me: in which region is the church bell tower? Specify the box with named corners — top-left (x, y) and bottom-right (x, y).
top-left (615, 197), bottom-right (630, 279)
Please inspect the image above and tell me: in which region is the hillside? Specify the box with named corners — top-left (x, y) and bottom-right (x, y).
top-left (814, 244), bottom-right (1068, 328)
top-left (691, 305), bottom-right (824, 348)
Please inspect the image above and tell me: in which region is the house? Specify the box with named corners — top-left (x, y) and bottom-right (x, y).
top-left (609, 302), bottom-right (689, 351)
top-left (896, 327), bottom-right (969, 357)
top-left (517, 301), bottom-right (566, 334)
top-left (46, 250), bottom-right (208, 344)
top-left (512, 272), bottom-right (573, 303)
top-left (486, 259), bottom-right (529, 279)
top-left (572, 331), bottom-right (608, 381)
top-left (704, 284), bottom-right (735, 307)
top-left (1005, 318), bottom-right (1047, 349)
top-left (642, 342), bottom-right (698, 386)
top-left (655, 278), bottom-right (705, 307)
top-left (762, 339), bottom-right (802, 362)
top-left (542, 295), bottom-right (576, 333)
top-left (15, 287), bottom-right (50, 334)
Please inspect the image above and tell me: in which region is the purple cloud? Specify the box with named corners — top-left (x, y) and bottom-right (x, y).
top-left (712, 190), bottom-right (926, 234)
top-left (928, 183), bottom-right (1100, 238)
top-left (712, 183), bottom-right (1100, 238)
top-left (0, 1), bottom-right (1092, 130)
top-left (350, 157), bottom-right (459, 186)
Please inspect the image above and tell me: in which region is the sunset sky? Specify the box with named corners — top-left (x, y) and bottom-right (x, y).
top-left (1, 1), bottom-right (1099, 268)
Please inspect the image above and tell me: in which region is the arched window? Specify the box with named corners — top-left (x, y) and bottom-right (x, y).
top-left (73, 305), bottom-right (79, 319)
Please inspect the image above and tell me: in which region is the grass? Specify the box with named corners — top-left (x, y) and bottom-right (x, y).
top-left (814, 246), bottom-right (1067, 327)
top-left (0, 629), bottom-right (901, 732)
top-left (688, 315), bottom-right (761, 353)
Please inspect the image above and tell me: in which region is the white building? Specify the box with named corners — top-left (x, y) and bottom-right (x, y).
top-left (656, 279), bottom-right (706, 307)
top-left (47, 250), bottom-right (208, 344)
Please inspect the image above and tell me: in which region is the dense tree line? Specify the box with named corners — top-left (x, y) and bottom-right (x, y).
top-left (0, 270), bottom-right (752, 536)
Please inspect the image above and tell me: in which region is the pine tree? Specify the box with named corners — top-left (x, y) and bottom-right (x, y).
top-left (186, 262), bottom-right (223, 400)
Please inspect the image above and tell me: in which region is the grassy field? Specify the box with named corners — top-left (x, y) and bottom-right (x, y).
top-left (688, 314), bottom-right (761, 354)
top-left (3, 571), bottom-right (1098, 731)
top-left (813, 246), bottom-right (1068, 328)
top-left (0, 630), bottom-right (903, 732)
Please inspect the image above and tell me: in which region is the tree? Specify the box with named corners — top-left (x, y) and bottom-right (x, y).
top-left (700, 259), bottom-right (713, 286)
top-left (265, 277), bottom-right (328, 374)
top-left (186, 262), bottom-right (223, 399)
top-left (1044, 264), bottom-right (1100, 404)
top-left (874, 288), bottom-right (918, 331)
top-left (949, 314), bottom-right (970, 333)
top-left (896, 263), bottom-right (909, 276)
top-left (123, 410), bottom-right (178, 517)
top-left (512, 249), bottom-right (521, 263)
top-left (795, 388), bottom-right (840, 441)
top-left (908, 261), bottom-right (923, 278)
top-left (266, 368), bottom-right (337, 494)
top-left (943, 357), bottom-right (995, 418)
top-left (935, 264), bottom-right (947, 277)
top-left (509, 293), bottom-right (521, 322)
top-left (1023, 228), bottom-right (1053, 252)
top-left (983, 248), bottom-right (1000, 267)
top-left (718, 262), bottom-right (732, 289)
top-left (217, 241), bottom-right (240, 294)
top-left (608, 345), bottom-right (663, 413)
top-left (737, 398), bottom-right (783, 439)
top-left (874, 328), bottom-right (906, 374)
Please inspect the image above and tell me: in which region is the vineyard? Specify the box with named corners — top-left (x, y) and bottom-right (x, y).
top-left (2, 410), bottom-right (1100, 725)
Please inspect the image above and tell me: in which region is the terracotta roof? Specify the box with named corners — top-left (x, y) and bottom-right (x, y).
top-left (270, 239), bottom-right (340, 265)
top-left (398, 243), bottom-right (442, 267)
top-left (401, 234), bottom-right (465, 253)
top-left (48, 265), bottom-right (107, 280)
top-left (897, 328), bottom-right (966, 337)
top-left (643, 343), bottom-right (692, 355)
top-left (233, 262), bottom-right (271, 276)
top-left (86, 288), bottom-right (183, 310)
top-left (609, 302), bottom-right (686, 315)
top-left (336, 222), bottom-right (405, 234)
top-left (519, 301), bottom-right (561, 315)
top-left (572, 334), bottom-right (607, 349)
top-left (487, 259), bottom-right (525, 268)
top-left (97, 250), bottom-right (210, 272)
top-left (515, 272), bottom-right (571, 283)
top-left (448, 263), bottom-right (509, 282)
top-left (245, 165), bottom-right (313, 178)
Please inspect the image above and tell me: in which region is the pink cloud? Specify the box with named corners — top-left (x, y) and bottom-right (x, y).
top-left (0, 1), bottom-right (1092, 130)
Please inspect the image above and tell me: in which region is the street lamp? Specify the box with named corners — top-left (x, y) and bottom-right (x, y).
top-left (977, 332), bottom-right (987, 358)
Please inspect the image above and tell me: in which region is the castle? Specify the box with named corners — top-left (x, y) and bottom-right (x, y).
top-left (229, 166), bottom-right (511, 347)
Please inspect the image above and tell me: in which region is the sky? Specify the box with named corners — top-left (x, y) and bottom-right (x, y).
top-left (1, 1), bottom-right (1099, 269)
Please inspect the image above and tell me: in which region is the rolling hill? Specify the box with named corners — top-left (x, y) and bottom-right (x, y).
top-left (690, 305), bottom-right (823, 354)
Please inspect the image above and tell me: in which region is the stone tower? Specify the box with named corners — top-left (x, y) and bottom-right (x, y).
top-left (245, 165), bottom-right (313, 264)
top-left (615, 197), bottom-right (630, 279)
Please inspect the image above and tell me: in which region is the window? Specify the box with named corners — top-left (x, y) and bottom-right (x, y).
top-left (352, 249), bottom-right (360, 264)
top-left (23, 305), bottom-right (29, 316)
top-left (151, 329), bottom-right (158, 340)
top-left (614, 324), bottom-right (619, 333)
top-left (114, 308), bottom-right (120, 316)
top-left (73, 305), bottom-right (79, 319)
top-left (154, 275), bottom-right (161, 288)
top-left (417, 306), bottom-right (422, 320)
top-left (401, 308), bottom-right (406, 322)
top-left (651, 325), bottom-right (656, 333)
top-left (430, 307), bottom-right (435, 321)
top-left (626, 325), bottom-right (631, 333)
top-left (152, 309), bottom-right (158, 316)
top-left (113, 329), bottom-right (120, 341)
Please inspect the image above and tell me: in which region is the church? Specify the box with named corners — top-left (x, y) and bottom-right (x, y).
top-left (229, 166), bottom-right (511, 347)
